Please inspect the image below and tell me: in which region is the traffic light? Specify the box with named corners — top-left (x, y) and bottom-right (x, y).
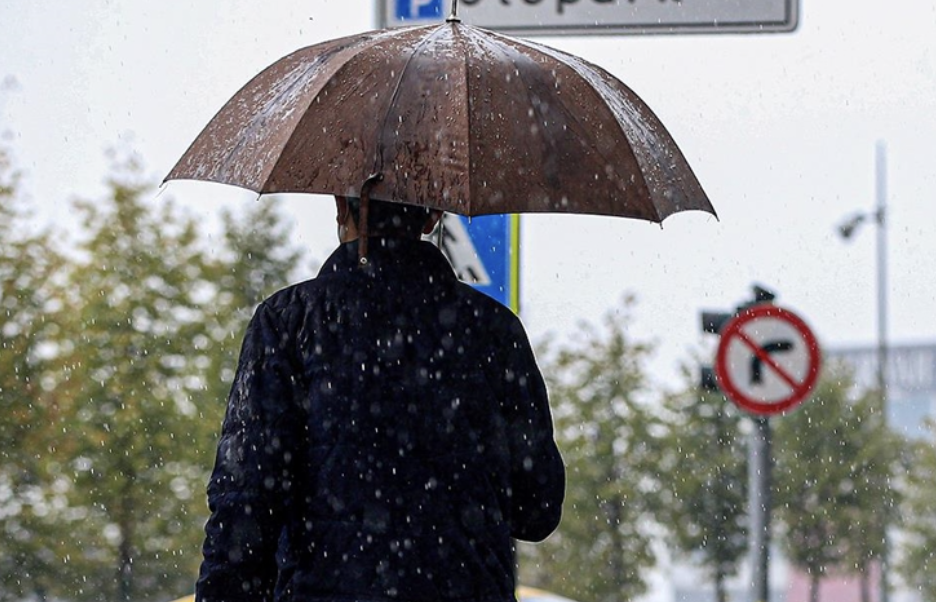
top-left (701, 310), bottom-right (734, 335)
top-left (699, 284), bottom-right (777, 392)
top-left (700, 366), bottom-right (719, 392)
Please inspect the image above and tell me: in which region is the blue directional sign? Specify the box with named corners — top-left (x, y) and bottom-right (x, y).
top-left (437, 214), bottom-right (520, 314)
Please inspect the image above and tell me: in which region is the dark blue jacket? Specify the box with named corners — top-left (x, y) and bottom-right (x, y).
top-left (196, 238), bottom-right (565, 602)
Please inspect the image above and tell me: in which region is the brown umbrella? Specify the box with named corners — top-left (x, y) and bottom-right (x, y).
top-left (166, 12), bottom-right (715, 257)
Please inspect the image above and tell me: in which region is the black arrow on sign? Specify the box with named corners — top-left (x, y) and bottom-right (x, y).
top-left (750, 340), bottom-right (794, 384)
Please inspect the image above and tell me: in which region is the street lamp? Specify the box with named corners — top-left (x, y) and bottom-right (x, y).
top-left (836, 140), bottom-right (889, 602)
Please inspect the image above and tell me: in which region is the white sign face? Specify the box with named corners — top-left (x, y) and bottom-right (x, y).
top-left (380, 0), bottom-right (798, 35)
top-left (434, 213), bottom-right (492, 285)
top-left (715, 305), bottom-right (820, 415)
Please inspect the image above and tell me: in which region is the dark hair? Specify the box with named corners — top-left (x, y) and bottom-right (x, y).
top-left (346, 197), bottom-right (432, 238)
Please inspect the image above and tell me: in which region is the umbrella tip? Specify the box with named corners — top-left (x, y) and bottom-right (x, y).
top-left (446, 0), bottom-right (460, 22)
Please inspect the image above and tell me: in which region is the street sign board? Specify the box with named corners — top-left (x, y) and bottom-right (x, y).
top-left (436, 213), bottom-right (520, 313)
top-left (715, 304), bottom-right (820, 416)
top-left (380, 0), bottom-right (798, 35)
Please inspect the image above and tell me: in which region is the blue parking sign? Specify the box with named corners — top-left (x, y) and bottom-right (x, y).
top-left (395, 0), bottom-right (443, 20)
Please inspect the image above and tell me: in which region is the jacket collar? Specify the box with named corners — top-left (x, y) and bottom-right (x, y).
top-left (319, 238), bottom-right (458, 284)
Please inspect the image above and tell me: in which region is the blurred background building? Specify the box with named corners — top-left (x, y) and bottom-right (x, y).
top-left (828, 342), bottom-right (936, 441)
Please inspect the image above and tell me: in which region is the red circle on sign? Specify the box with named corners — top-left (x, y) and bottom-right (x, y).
top-left (715, 304), bottom-right (821, 416)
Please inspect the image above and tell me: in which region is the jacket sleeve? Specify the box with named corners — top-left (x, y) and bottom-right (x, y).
top-left (196, 303), bottom-right (305, 602)
top-left (498, 316), bottom-right (565, 542)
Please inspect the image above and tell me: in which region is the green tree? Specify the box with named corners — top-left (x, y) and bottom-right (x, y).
top-left (656, 367), bottom-right (748, 602)
top-left (0, 146), bottom-right (66, 601)
top-left (774, 363), bottom-right (898, 602)
top-left (838, 388), bottom-right (902, 602)
top-left (201, 198), bottom-right (304, 417)
top-left (519, 296), bottom-right (662, 602)
top-left (183, 197), bottom-right (306, 530)
top-left (898, 422), bottom-right (936, 601)
top-left (44, 151), bottom-right (218, 602)
top-left (0, 141), bottom-right (306, 601)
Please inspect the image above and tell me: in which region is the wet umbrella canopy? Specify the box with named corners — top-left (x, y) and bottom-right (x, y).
top-left (165, 12), bottom-right (715, 225)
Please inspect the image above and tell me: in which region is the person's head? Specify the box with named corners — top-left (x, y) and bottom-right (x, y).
top-left (335, 196), bottom-right (441, 242)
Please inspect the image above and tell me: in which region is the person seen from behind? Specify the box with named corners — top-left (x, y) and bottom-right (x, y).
top-left (196, 196), bottom-right (565, 602)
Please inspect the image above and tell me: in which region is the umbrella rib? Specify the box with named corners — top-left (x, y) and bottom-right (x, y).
top-left (528, 41), bottom-right (698, 222)
top-left (371, 25), bottom-right (450, 178)
top-left (556, 54), bottom-right (712, 220)
top-left (486, 31), bottom-right (662, 221)
top-left (226, 43), bottom-right (358, 189)
top-left (482, 31), bottom-right (653, 219)
top-left (467, 28), bottom-right (562, 210)
top-left (557, 56), bottom-right (662, 220)
top-left (455, 24), bottom-right (473, 215)
top-left (261, 31), bottom-right (413, 193)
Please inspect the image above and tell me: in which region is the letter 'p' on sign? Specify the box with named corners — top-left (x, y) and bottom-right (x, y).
top-left (395, 0), bottom-right (443, 20)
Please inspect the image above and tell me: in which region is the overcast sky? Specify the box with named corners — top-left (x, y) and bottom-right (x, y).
top-left (2, 0), bottom-right (935, 390)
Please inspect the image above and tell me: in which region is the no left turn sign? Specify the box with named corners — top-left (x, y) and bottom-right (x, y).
top-left (715, 304), bottom-right (821, 416)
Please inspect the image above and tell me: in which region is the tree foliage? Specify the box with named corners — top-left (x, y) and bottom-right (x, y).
top-left (773, 362), bottom-right (900, 602)
top-left (656, 368), bottom-right (748, 602)
top-left (200, 199), bottom-right (304, 427)
top-left (5, 138), bottom-right (932, 602)
top-left (898, 422), bottom-right (936, 601)
top-left (0, 146), bottom-right (304, 602)
top-left (43, 151), bottom-right (221, 601)
top-left (0, 145), bottom-right (67, 601)
top-left (519, 296), bottom-right (662, 602)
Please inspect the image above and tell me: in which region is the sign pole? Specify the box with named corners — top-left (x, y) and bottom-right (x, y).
top-left (712, 294), bottom-right (820, 602)
top-left (748, 416), bottom-right (772, 602)
top-left (875, 140), bottom-right (890, 602)
top-left (509, 214), bottom-right (521, 314)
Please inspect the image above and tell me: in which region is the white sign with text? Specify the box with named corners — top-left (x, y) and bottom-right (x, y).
top-left (380, 0), bottom-right (798, 35)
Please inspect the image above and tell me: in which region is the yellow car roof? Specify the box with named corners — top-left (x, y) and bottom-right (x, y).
top-left (517, 585), bottom-right (581, 602)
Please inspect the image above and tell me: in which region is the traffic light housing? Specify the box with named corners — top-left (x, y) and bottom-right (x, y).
top-left (700, 366), bottom-right (719, 392)
top-left (701, 311), bottom-right (734, 335)
top-left (699, 284), bottom-right (777, 392)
